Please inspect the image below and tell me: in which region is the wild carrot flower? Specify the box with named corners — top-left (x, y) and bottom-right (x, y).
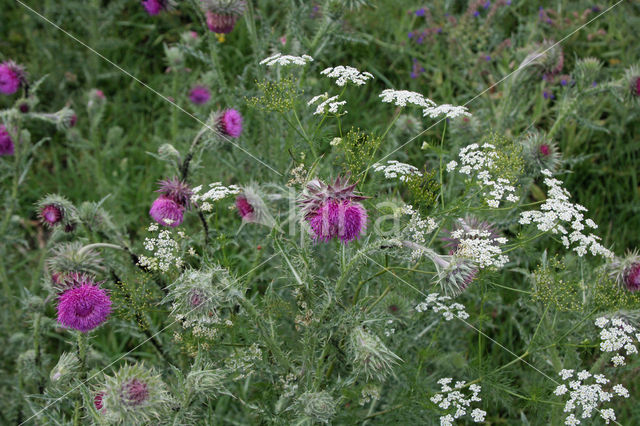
top-left (0, 124), bottom-right (14, 156)
top-left (260, 53), bottom-right (314, 67)
top-left (299, 176), bottom-right (368, 243)
top-left (0, 61), bottom-right (26, 95)
top-left (56, 274), bottom-right (111, 333)
top-left (215, 108), bottom-right (243, 138)
top-left (189, 85), bottom-right (211, 105)
top-left (149, 196), bottom-right (184, 227)
top-left (202, 0), bottom-right (247, 34)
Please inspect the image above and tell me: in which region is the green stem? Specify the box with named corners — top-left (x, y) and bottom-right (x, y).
top-left (439, 120), bottom-right (447, 208)
top-left (239, 297), bottom-right (290, 368)
top-left (74, 332), bottom-right (88, 426)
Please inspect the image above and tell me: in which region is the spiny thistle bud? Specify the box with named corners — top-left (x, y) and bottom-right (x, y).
top-left (164, 45), bottom-right (185, 71)
top-left (299, 176), bottom-right (369, 244)
top-left (49, 352), bottom-right (79, 385)
top-left (87, 88), bottom-right (106, 115)
top-left (78, 201), bottom-right (114, 232)
top-left (435, 256), bottom-right (478, 297)
top-left (189, 85), bottom-right (211, 105)
top-left (17, 350), bottom-right (39, 383)
top-left (349, 326), bottom-right (401, 382)
top-left (623, 65), bottom-right (640, 103)
top-left (181, 30), bottom-right (201, 47)
top-left (0, 60), bottom-right (27, 95)
top-left (47, 242), bottom-right (104, 283)
top-left (519, 129), bottom-right (561, 175)
top-left (56, 273), bottom-right (111, 333)
top-left (234, 184), bottom-right (277, 227)
top-left (37, 194), bottom-right (78, 231)
top-left (606, 250), bottom-right (640, 292)
top-left (572, 57), bottom-right (602, 88)
top-left (294, 391), bottom-right (337, 424)
top-left (201, 0), bottom-right (247, 34)
top-left (100, 363), bottom-right (171, 424)
top-left (157, 143), bottom-right (181, 162)
top-left (0, 124), bottom-right (15, 156)
top-left (164, 266), bottom-right (241, 329)
top-left (518, 40), bottom-right (563, 81)
top-left (212, 108), bottom-right (243, 138)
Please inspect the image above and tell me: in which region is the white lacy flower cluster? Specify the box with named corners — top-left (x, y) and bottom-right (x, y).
top-left (430, 378), bottom-right (486, 426)
top-left (451, 228), bottom-right (509, 269)
top-left (423, 104), bottom-right (471, 120)
top-left (400, 204), bottom-right (437, 260)
top-left (224, 343), bottom-right (263, 380)
top-left (191, 182), bottom-right (241, 212)
top-left (378, 89), bottom-right (470, 120)
top-left (379, 89), bottom-right (435, 108)
top-left (415, 293), bottom-right (469, 321)
top-left (308, 93), bottom-right (347, 115)
top-left (447, 143), bottom-right (520, 208)
top-left (595, 316), bottom-right (640, 367)
top-left (373, 160), bottom-right (421, 182)
top-left (320, 66), bottom-right (374, 86)
top-left (259, 53), bottom-right (313, 67)
top-left (138, 223), bottom-right (185, 272)
top-left (554, 369), bottom-right (629, 425)
top-left (518, 170), bottom-right (613, 258)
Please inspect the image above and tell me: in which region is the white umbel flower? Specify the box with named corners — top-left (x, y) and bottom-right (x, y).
top-left (379, 89), bottom-right (436, 108)
top-left (320, 65), bottom-right (374, 86)
top-left (423, 104), bottom-right (471, 119)
top-left (259, 53), bottom-right (313, 67)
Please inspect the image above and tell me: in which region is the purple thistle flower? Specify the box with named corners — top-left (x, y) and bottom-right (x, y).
top-left (57, 280), bottom-right (111, 333)
top-left (300, 176), bottom-right (368, 244)
top-left (206, 11), bottom-right (239, 33)
top-left (0, 124), bottom-right (14, 156)
top-left (0, 61), bottom-right (26, 95)
top-left (94, 391), bottom-right (105, 411)
top-left (308, 200), bottom-right (367, 243)
top-left (189, 85), bottom-right (211, 105)
top-left (625, 263), bottom-right (640, 292)
top-left (635, 77), bottom-right (640, 96)
top-left (156, 177), bottom-right (192, 208)
top-left (121, 379), bottom-right (150, 406)
top-left (203, 1), bottom-right (247, 33)
top-left (218, 108), bottom-right (243, 138)
top-left (141, 0), bottom-right (167, 15)
top-left (19, 103), bottom-right (29, 113)
top-left (235, 195), bottom-right (255, 222)
top-left (149, 196), bottom-right (184, 227)
top-left (41, 204), bottom-right (63, 226)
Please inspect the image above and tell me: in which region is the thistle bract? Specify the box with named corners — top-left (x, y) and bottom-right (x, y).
top-left (201, 0), bottom-right (247, 33)
top-left (519, 129), bottom-right (561, 175)
top-left (0, 61), bottom-right (26, 95)
top-left (100, 363), bottom-right (171, 424)
top-left (349, 326), bottom-right (401, 381)
top-left (606, 250), bottom-right (640, 292)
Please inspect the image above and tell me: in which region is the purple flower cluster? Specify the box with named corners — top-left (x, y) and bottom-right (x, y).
top-left (0, 124), bottom-right (14, 156)
top-left (149, 178), bottom-right (192, 227)
top-left (57, 275), bottom-right (111, 333)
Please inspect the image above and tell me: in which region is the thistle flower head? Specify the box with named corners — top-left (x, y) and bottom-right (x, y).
top-left (435, 256), bottom-right (478, 297)
top-left (573, 57), bottom-right (603, 88)
top-left (141, 0), bottom-right (172, 15)
top-left (47, 242), bottom-right (104, 284)
top-left (606, 250), bottom-right (640, 292)
top-left (349, 326), bottom-right (401, 381)
top-left (300, 176), bottom-right (369, 243)
top-left (0, 60), bottom-right (27, 95)
top-left (519, 129), bottom-right (561, 175)
top-left (0, 124), bottom-right (15, 156)
top-left (157, 177), bottom-right (193, 208)
top-left (623, 65), bottom-right (640, 102)
top-left (37, 194), bottom-right (78, 231)
top-left (164, 266), bottom-right (240, 329)
top-left (520, 40), bottom-right (563, 79)
top-left (295, 391), bottom-right (337, 424)
top-left (441, 216), bottom-right (500, 253)
top-left (189, 85), bottom-right (211, 105)
top-left (213, 108), bottom-right (243, 138)
top-left (201, 0), bottom-right (247, 33)
top-left (56, 276), bottom-right (111, 333)
top-left (100, 363), bottom-right (171, 423)
top-left (149, 196), bottom-right (184, 227)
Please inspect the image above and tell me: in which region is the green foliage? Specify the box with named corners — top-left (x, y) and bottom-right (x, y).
top-left (339, 127), bottom-right (380, 176)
